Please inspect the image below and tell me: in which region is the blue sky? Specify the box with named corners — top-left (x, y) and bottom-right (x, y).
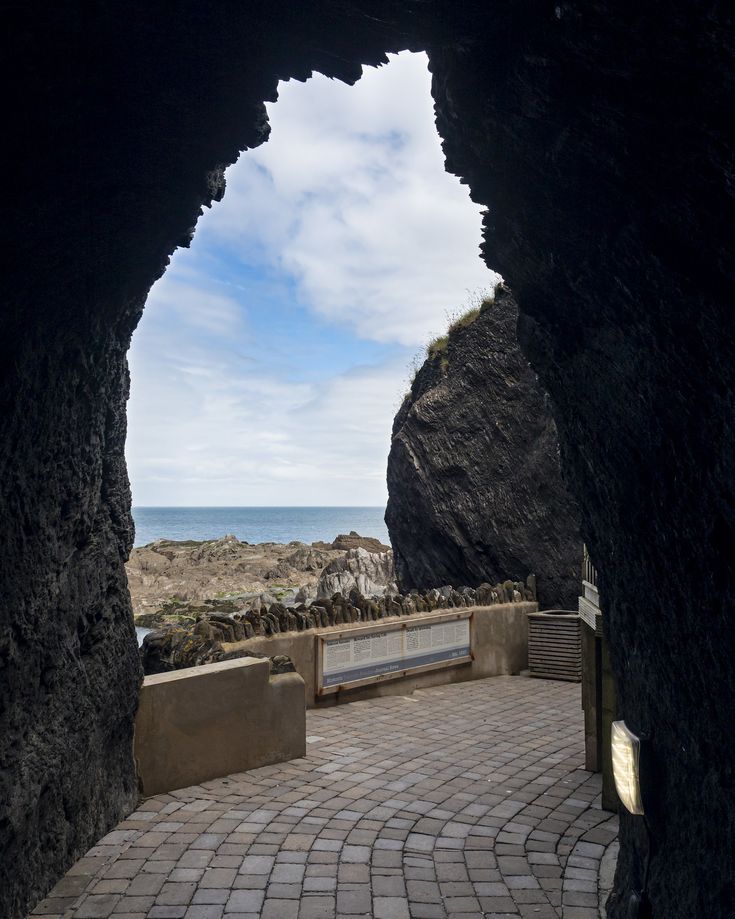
top-left (126, 52), bottom-right (498, 506)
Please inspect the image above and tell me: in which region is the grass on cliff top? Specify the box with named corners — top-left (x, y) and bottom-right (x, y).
top-left (425, 294), bottom-right (493, 361)
top-left (404, 288), bottom-right (498, 396)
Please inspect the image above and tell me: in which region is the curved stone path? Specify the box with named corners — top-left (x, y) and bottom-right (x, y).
top-left (30, 677), bottom-right (618, 919)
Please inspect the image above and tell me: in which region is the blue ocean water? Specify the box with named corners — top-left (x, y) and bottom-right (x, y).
top-left (132, 506), bottom-right (390, 548)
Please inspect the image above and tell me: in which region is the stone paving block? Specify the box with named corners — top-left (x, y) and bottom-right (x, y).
top-left (48, 876), bottom-right (95, 898)
top-left (438, 881), bottom-right (473, 897)
top-left (74, 894), bottom-right (121, 918)
top-left (373, 896), bottom-right (411, 919)
top-left (32, 899), bottom-right (77, 915)
top-left (303, 876), bottom-right (337, 892)
top-left (298, 895), bottom-right (337, 918)
top-left (409, 905), bottom-right (447, 919)
top-left (192, 889), bottom-right (230, 905)
top-left (103, 861), bottom-right (144, 880)
top-left (270, 863), bottom-right (305, 884)
top-left (340, 845), bottom-right (371, 863)
top-left (111, 896), bottom-right (154, 913)
top-left (262, 899), bottom-right (299, 919)
top-left (148, 908), bottom-right (187, 919)
top-left (92, 880), bottom-right (129, 895)
top-left (518, 904), bottom-right (557, 918)
top-left (474, 882), bottom-right (510, 897)
top-left (183, 907), bottom-right (224, 919)
top-left (563, 878), bottom-right (597, 893)
top-left (337, 887), bottom-right (372, 913)
top-left (510, 888), bottom-right (547, 904)
top-left (478, 896), bottom-right (519, 913)
top-left (200, 868), bottom-right (237, 888)
top-left (265, 882), bottom-right (302, 898)
top-left (233, 874), bottom-right (269, 890)
top-left (573, 842), bottom-right (605, 859)
top-left (564, 889), bottom-right (600, 907)
top-left (224, 889), bottom-right (265, 913)
top-left (444, 895), bottom-right (481, 912)
top-left (142, 860), bottom-right (177, 875)
top-left (156, 883), bottom-right (197, 907)
top-left (238, 855), bottom-right (274, 875)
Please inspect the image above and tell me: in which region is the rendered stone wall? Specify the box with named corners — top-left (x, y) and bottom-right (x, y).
top-left (134, 658), bottom-right (306, 796)
top-left (215, 602), bottom-right (534, 706)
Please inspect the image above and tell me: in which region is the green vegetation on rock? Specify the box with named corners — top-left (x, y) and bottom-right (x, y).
top-left (421, 290), bottom-right (495, 375)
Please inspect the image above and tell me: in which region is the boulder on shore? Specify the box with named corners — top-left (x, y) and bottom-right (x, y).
top-left (316, 547), bottom-right (397, 598)
top-left (312, 531), bottom-right (390, 553)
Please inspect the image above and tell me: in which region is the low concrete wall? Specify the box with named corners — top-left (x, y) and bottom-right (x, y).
top-left (134, 657), bottom-right (306, 796)
top-left (219, 602), bottom-right (534, 707)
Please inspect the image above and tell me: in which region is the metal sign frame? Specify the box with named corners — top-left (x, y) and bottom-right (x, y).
top-left (315, 608), bottom-right (473, 696)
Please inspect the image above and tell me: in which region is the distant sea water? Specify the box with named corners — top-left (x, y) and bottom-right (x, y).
top-left (132, 506), bottom-right (390, 549)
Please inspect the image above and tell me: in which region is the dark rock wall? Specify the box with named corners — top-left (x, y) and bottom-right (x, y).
top-left (4, 6), bottom-right (421, 914)
top-left (431, 6), bottom-right (735, 917)
top-left (0, 318), bottom-right (141, 915)
top-left (5, 2), bottom-right (734, 916)
top-left (386, 286), bottom-right (581, 608)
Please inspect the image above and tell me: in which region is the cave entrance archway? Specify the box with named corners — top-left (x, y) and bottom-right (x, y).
top-left (5, 4), bottom-right (735, 918)
top-left (125, 49), bottom-right (502, 634)
top-left (126, 50), bottom-right (495, 520)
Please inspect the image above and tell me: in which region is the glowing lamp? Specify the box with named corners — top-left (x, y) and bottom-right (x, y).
top-left (611, 720), bottom-right (644, 815)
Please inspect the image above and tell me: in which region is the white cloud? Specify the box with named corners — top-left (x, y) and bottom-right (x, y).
top-left (127, 304), bottom-right (405, 505)
top-left (194, 51), bottom-right (498, 346)
top-left (127, 51), bottom-right (497, 507)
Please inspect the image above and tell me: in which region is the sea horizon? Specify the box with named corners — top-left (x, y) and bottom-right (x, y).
top-left (131, 505), bottom-right (390, 549)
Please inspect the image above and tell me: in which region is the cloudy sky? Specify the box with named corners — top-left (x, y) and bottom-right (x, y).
top-left (126, 51), bottom-right (497, 507)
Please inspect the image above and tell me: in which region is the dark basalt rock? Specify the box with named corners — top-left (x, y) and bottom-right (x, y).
top-left (5, 2), bottom-right (735, 916)
top-left (0, 338), bottom-right (141, 915)
top-left (269, 655), bottom-right (297, 675)
top-left (386, 285), bottom-right (581, 609)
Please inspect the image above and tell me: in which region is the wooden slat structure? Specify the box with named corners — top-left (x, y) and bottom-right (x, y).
top-left (527, 610), bottom-right (582, 682)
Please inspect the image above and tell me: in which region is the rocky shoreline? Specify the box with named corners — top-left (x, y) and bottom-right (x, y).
top-left (131, 530), bottom-right (539, 676)
top-left (127, 531), bottom-right (393, 627)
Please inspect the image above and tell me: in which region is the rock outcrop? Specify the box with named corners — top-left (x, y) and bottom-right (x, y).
top-left (126, 535), bottom-right (347, 622)
top-left (386, 286), bottom-right (581, 609)
top-left (315, 531), bottom-right (391, 553)
top-left (316, 547), bottom-right (397, 598)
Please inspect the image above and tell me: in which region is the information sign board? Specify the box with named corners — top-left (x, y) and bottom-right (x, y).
top-left (317, 610), bottom-right (472, 694)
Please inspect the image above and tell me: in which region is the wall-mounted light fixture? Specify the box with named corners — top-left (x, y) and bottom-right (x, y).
top-left (611, 719), bottom-right (644, 815)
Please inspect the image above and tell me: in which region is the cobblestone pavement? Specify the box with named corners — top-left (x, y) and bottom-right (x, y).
top-left (31, 676), bottom-right (618, 919)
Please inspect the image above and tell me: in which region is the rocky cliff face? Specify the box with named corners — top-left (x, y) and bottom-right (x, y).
top-left (386, 286), bottom-right (581, 609)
